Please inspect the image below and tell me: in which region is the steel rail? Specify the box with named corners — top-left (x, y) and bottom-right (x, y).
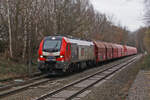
top-left (0, 74), bottom-right (47, 92)
top-left (0, 74), bottom-right (53, 98)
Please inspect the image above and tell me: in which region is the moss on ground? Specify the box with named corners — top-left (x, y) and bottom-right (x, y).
top-left (140, 54), bottom-right (150, 70)
top-left (0, 58), bottom-right (38, 81)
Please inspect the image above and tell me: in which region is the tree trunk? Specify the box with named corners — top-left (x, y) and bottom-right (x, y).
top-left (7, 0), bottom-right (13, 58)
top-left (22, 17), bottom-right (28, 60)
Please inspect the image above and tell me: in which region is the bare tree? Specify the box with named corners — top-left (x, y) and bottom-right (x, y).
top-left (7, 0), bottom-right (13, 58)
top-left (0, 0), bottom-right (131, 62)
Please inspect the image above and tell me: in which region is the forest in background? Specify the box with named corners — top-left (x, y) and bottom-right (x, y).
top-left (135, 0), bottom-right (150, 54)
top-left (0, 0), bottom-right (138, 63)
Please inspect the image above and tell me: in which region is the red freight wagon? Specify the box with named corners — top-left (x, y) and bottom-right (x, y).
top-left (126, 46), bottom-right (136, 56)
top-left (126, 46), bottom-right (132, 56)
top-left (134, 48), bottom-right (137, 54)
top-left (93, 41), bottom-right (106, 63)
top-left (111, 43), bottom-right (118, 59)
top-left (120, 45), bottom-right (124, 57)
top-left (115, 44), bottom-right (122, 58)
top-left (123, 45), bottom-right (127, 56)
top-left (119, 45), bottom-right (124, 57)
top-left (129, 47), bottom-right (137, 55)
top-left (126, 46), bottom-right (130, 56)
top-left (103, 42), bottom-right (113, 60)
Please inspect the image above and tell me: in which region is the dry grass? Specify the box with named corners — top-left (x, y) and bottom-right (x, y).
top-left (0, 58), bottom-right (38, 81)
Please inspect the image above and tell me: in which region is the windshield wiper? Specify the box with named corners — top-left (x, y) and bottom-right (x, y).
top-left (43, 48), bottom-right (53, 52)
top-left (52, 41), bottom-right (59, 52)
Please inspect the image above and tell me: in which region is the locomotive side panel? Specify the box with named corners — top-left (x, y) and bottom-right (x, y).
top-left (70, 43), bottom-right (79, 62)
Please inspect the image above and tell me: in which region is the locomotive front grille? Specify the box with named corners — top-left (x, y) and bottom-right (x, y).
top-left (43, 56), bottom-right (56, 62)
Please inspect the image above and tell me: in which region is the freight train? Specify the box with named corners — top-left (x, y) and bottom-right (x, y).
top-left (38, 36), bottom-right (137, 73)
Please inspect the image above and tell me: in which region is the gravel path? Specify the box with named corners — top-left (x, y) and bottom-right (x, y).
top-left (126, 70), bottom-right (150, 100)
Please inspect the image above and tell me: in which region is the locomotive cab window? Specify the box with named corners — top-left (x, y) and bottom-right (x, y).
top-left (43, 39), bottom-right (62, 52)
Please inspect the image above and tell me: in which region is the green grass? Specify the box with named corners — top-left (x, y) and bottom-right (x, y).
top-left (0, 58), bottom-right (38, 81)
top-left (140, 54), bottom-right (150, 70)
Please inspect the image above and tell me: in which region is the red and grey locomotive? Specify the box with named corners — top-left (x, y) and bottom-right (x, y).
top-left (38, 36), bottom-right (96, 73)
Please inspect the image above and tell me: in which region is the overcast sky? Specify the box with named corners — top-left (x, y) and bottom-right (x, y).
top-left (90, 0), bottom-right (145, 32)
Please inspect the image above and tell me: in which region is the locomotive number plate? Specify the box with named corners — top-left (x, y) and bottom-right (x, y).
top-left (46, 56), bottom-right (55, 61)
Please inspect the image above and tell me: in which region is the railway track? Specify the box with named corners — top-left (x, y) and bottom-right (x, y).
top-left (0, 74), bottom-right (53, 98)
top-left (0, 71), bottom-right (43, 91)
top-left (34, 55), bottom-right (139, 100)
top-left (0, 73), bottom-right (46, 91)
top-left (0, 55), bottom-right (139, 99)
top-left (0, 71), bottom-right (42, 83)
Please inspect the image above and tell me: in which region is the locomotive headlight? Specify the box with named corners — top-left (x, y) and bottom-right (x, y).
top-left (40, 55), bottom-right (43, 58)
top-left (60, 55), bottom-right (64, 58)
